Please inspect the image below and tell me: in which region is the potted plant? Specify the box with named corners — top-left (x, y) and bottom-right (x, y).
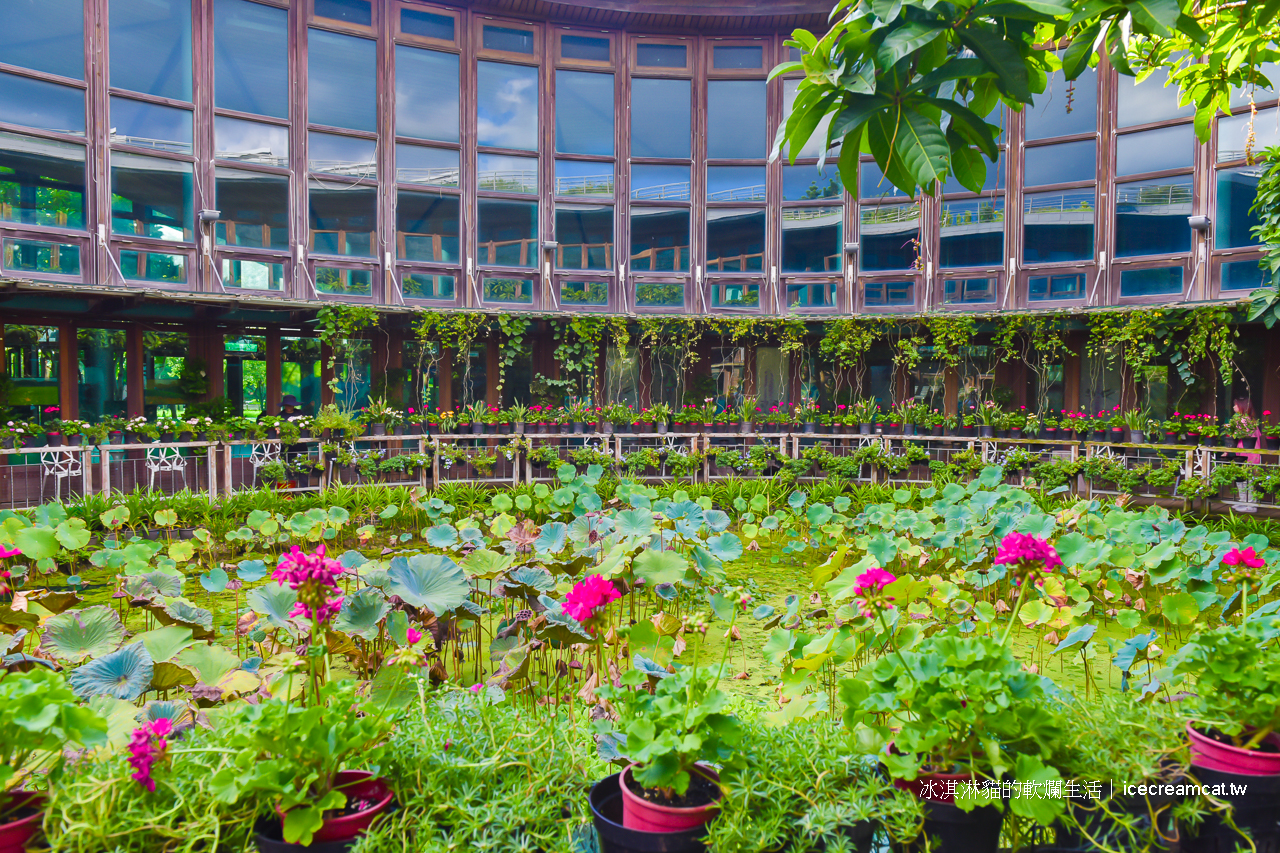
top-left (569, 401), bottom-right (592, 434)
top-left (650, 403), bottom-right (672, 435)
top-left (1122, 408), bottom-right (1148, 444)
top-left (595, 664), bottom-right (743, 833)
top-left (796, 398), bottom-right (819, 434)
top-left (1, 668), bottom-right (107, 852)
top-left (361, 398), bottom-right (399, 437)
top-left (507, 402), bottom-right (530, 435)
top-left (1264, 410), bottom-right (1280, 451)
top-left (849, 399), bottom-right (877, 435)
top-left (43, 416), bottom-right (66, 447)
top-left (259, 459), bottom-right (288, 487)
top-left (975, 401), bottom-right (1001, 439)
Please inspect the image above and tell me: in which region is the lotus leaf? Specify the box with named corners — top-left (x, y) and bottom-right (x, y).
top-left (39, 605), bottom-right (125, 663)
top-left (334, 587), bottom-right (391, 640)
top-left (387, 553), bottom-right (471, 616)
top-left (69, 641), bottom-right (153, 701)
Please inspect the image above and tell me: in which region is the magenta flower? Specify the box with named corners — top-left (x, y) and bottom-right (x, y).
top-left (993, 532), bottom-right (1062, 573)
top-left (563, 574), bottom-right (621, 624)
top-left (851, 567), bottom-right (897, 618)
top-left (273, 545), bottom-right (344, 624)
top-left (127, 718), bottom-right (174, 792)
top-left (406, 627), bottom-right (422, 644)
top-left (0, 545), bottom-right (20, 559)
top-left (1222, 547), bottom-right (1265, 569)
top-left (469, 683), bottom-right (483, 693)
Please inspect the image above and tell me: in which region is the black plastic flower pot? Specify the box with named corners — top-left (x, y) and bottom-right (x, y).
top-left (899, 801), bottom-right (1002, 853)
top-left (1049, 787), bottom-right (1180, 852)
top-left (252, 818), bottom-right (357, 853)
top-left (590, 773), bottom-right (707, 853)
top-left (1180, 765), bottom-right (1280, 853)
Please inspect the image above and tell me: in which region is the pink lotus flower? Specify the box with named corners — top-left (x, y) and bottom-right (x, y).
top-left (0, 545), bottom-right (21, 559)
top-left (994, 532), bottom-right (1062, 573)
top-left (407, 627), bottom-right (422, 644)
top-left (563, 574), bottom-right (621, 624)
top-left (851, 568), bottom-right (897, 618)
top-left (469, 683), bottom-right (483, 693)
top-left (274, 545), bottom-right (344, 624)
top-left (1222, 547), bottom-right (1265, 569)
top-left (127, 718), bottom-right (174, 792)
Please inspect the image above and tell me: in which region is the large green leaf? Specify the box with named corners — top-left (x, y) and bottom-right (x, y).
top-left (68, 642), bottom-right (153, 701)
top-left (14, 526), bottom-right (58, 561)
top-left (150, 598), bottom-right (215, 639)
top-left (247, 583), bottom-right (298, 633)
top-left (176, 643), bottom-right (241, 684)
top-left (387, 553), bottom-right (471, 616)
top-left (333, 587), bottom-right (391, 640)
top-left (632, 549), bottom-right (689, 586)
top-left (39, 606), bottom-right (125, 663)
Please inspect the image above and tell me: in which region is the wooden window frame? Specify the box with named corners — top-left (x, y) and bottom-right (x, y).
top-left (308, 0), bottom-right (379, 38)
top-left (630, 36), bottom-right (694, 78)
top-left (473, 15), bottom-right (542, 64)
top-left (215, 250), bottom-right (291, 293)
top-left (551, 273), bottom-right (614, 313)
top-left (857, 273), bottom-right (921, 313)
top-left (397, 261), bottom-right (464, 307)
top-left (554, 28), bottom-right (614, 70)
top-left (0, 230), bottom-right (91, 284)
top-left (111, 242), bottom-right (197, 292)
top-left (309, 257), bottom-right (381, 302)
top-left (391, 1), bottom-right (458, 49)
top-left (704, 38), bottom-right (769, 79)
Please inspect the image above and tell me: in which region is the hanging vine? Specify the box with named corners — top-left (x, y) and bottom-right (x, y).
top-left (315, 304), bottom-right (377, 404)
top-left (924, 314), bottom-right (976, 370)
top-left (494, 315), bottom-right (531, 402)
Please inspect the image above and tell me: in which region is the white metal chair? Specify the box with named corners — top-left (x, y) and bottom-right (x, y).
top-left (40, 449), bottom-right (83, 501)
top-left (249, 442), bottom-right (281, 484)
top-left (146, 446), bottom-right (188, 491)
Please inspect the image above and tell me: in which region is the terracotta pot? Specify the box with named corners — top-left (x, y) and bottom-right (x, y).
top-left (619, 763), bottom-right (720, 833)
top-left (0, 792), bottom-right (45, 853)
top-left (1188, 723), bottom-right (1280, 776)
top-left (279, 771), bottom-right (393, 844)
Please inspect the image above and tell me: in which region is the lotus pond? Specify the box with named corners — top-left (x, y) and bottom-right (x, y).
top-left (2, 463), bottom-right (1279, 853)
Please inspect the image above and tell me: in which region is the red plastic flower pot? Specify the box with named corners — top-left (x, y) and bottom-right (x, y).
top-left (619, 764), bottom-right (720, 833)
top-left (1188, 724), bottom-right (1280, 776)
top-left (280, 771), bottom-right (393, 844)
top-left (0, 792), bottom-right (46, 853)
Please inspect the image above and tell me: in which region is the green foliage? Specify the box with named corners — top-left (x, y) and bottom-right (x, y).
top-left (0, 668), bottom-right (107, 801)
top-left (1170, 620), bottom-right (1280, 749)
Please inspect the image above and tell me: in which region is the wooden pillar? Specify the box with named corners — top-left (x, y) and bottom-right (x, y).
top-left (944, 367), bottom-right (958, 415)
top-left (386, 327), bottom-right (405, 405)
top-left (320, 342), bottom-right (335, 407)
top-left (265, 329), bottom-right (282, 414)
top-left (594, 343), bottom-right (607, 404)
top-left (438, 347), bottom-right (454, 411)
top-left (1063, 331), bottom-right (1083, 413)
top-left (206, 330), bottom-right (224, 400)
top-left (59, 324), bottom-right (78, 419)
top-left (638, 343), bottom-right (654, 408)
top-left (486, 338), bottom-right (501, 407)
top-left (744, 343), bottom-right (757, 397)
top-left (126, 324), bottom-right (144, 416)
top-left (1262, 326), bottom-right (1280, 419)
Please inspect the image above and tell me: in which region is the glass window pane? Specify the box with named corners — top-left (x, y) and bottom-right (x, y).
top-left (1026, 63), bottom-right (1096, 140)
top-left (636, 281), bottom-right (684, 307)
top-left (396, 144), bottom-right (459, 187)
top-left (1229, 63), bottom-right (1280, 108)
top-left (0, 132), bottom-right (85, 229)
top-left (396, 46), bottom-right (459, 142)
top-left (1218, 108), bottom-right (1280, 163)
top-left (308, 181), bottom-right (376, 256)
top-left (710, 281), bottom-right (759, 308)
top-left (0, 0), bottom-right (83, 79)
top-left (707, 208), bottom-right (764, 272)
top-left (555, 70), bottom-right (614, 156)
top-left (477, 199), bottom-right (537, 267)
top-left (110, 0), bottom-right (192, 100)
top-left (631, 164), bottom-right (689, 201)
top-left (1119, 265), bottom-right (1183, 297)
top-left (555, 160), bottom-right (613, 197)
top-left (215, 167), bottom-right (289, 250)
top-left (1116, 124), bottom-right (1194, 176)
top-left (110, 96), bottom-right (192, 155)
top-left (1023, 139), bottom-right (1095, 187)
top-left (120, 248), bottom-right (186, 283)
top-left (860, 161), bottom-right (912, 201)
top-left (562, 35), bottom-right (609, 63)
top-left (396, 190), bottom-right (459, 262)
top-left (1216, 165), bottom-right (1264, 249)
top-left (707, 80), bottom-right (766, 159)
top-left (630, 208), bottom-right (688, 271)
top-left (221, 258), bottom-right (284, 290)
top-left (314, 0), bottom-right (371, 27)
top-left (859, 203), bottom-right (920, 271)
top-left (478, 153), bottom-right (537, 194)
top-left (214, 0), bottom-right (288, 118)
top-left (478, 61), bottom-right (539, 150)
top-left (1023, 189), bottom-right (1095, 263)
top-left (483, 276), bottom-right (533, 304)
top-left (1115, 177), bottom-right (1193, 257)
top-left (636, 43), bottom-right (685, 68)
top-left (403, 272), bottom-right (456, 300)
top-left (560, 280), bottom-right (608, 305)
top-left (707, 166), bottom-right (765, 201)
top-left (215, 116), bottom-right (288, 166)
top-left (1221, 259), bottom-right (1268, 292)
top-left (3, 237), bottom-right (81, 276)
top-left (783, 164), bottom-right (842, 200)
top-left (864, 280), bottom-right (914, 307)
top-left (782, 79), bottom-right (833, 160)
top-left (110, 152), bottom-right (192, 241)
top-left (483, 25), bottom-right (534, 54)
top-left (555, 204), bottom-right (613, 270)
top-left (785, 281), bottom-right (836, 309)
top-left (401, 9), bottom-right (454, 41)
top-left (939, 198), bottom-right (1005, 268)
top-left (713, 46), bottom-right (762, 69)
top-left (1117, 66), bottom-right (1193, 127)
top-left (308, 131), bottom-right (376, 179)
top-left (943, 278), bottom-right (996, 304)
top-left (315, 265), bottom-right (372, 296)
top-left (631, 79), bottom-right (690, 159)
top-left (942, 151), bottom-right (1004, 195)
top-left (0, 72), bottom-right (85, 135)
top-left (1029, 273), bottom-right (1087, 301)
top-left (781, 206), bottom-right (842, 273)
top-left (308, 29), bottom-right (376, 132)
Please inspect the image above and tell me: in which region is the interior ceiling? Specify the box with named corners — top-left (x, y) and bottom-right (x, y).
top-left (460, 0), bottom-right (832, 32)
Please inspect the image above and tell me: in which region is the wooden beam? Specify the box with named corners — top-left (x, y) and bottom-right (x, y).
top-left (59, 324), bottom-right (78, 419)
top-left (126, 324), bottom-right (144, 416)
top-left (266, 329), bottom-right (282, 414)
top-left (486, 339), bottom-right (501, 407)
